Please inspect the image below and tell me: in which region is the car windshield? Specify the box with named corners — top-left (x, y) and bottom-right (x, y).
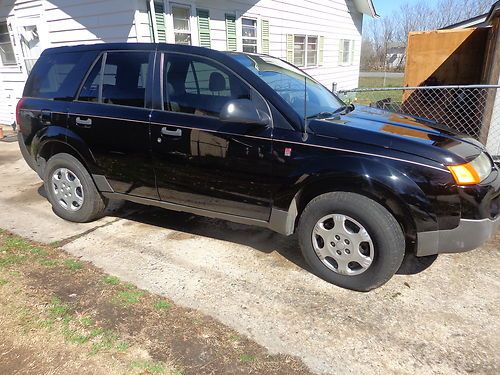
top-left (227, 53), bottom-right (344, 121)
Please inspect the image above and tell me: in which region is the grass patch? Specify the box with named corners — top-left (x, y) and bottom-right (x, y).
top-left (49, 297), bottom-right (71, 318)
top-left (239, 354), bottom-right (256, 363)
top-left (39, 258), bottom-right (58, 267)
top-left (0, 253), bottom-right (27, 268)
top-left (103, 275), bottom-right (120, 285)
top-left (64, 259), bottom-right (83, 270)
top-left (90, 329), bottom-right (120, 354)
top-left (80, 316), bottom-right (93, 327)
top-left (37, 318), bottom-right (55, 329)
top-left (0, 278), bottom-right (8, 286)
top-left (64, 328), bottom-right (91, 344)
top-left (229, 334), bottom-right (240, 342)
top-left (29, 247), bottom-right (48, 256)
top-left (130, 360), bottom-right (166, 374)
top-left (153, 300), bottom-right (171, 311)
top-left (114, 290), bottom-right (144, 306)
top-left (116, 341), bottom-right (130, 352)
top-left (3, 237), bottom-right (33, 251)
top-left (359, 76), bottom-right (404, 88)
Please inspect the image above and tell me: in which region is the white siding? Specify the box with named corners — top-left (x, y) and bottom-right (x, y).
top-left (157, 0), bottom-right (363, 90)
top-left (0, 0), bottom-right (363, 125)
top-left (0, 0), bottom-right (42, 125)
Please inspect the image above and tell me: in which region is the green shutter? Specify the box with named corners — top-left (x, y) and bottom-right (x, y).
top-left (319, 36), bottom-right (325, 65)
top-left (225, 14), bottom-right (237, 51)
top-left (197, 9), bottom-right (211, 48)
top-left (261, 20), bottom-right (270, 55)
top-left (154, 1), bottom-right (167, 43)
top-left (286, 34), bottom-right (293, 62)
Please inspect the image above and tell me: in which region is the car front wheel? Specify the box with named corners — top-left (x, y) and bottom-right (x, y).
top-left (298, 192), bottom-right (405, 291)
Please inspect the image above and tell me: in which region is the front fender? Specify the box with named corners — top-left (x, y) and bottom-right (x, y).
top-left (274, 154), bottom-right (457, 235)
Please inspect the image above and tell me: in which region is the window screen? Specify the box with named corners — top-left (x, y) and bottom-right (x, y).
top-left (242, 18), bottom-right (257, 53)
top-left (0, 22), bottom-right (15, 65)
top-left (172, 6), bottom-right (192, 45)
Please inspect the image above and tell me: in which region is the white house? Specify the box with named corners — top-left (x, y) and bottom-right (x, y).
top-left (0, 0), bottom-right (377, 126)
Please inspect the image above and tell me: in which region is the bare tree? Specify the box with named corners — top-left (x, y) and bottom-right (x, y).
top-left (362, 0), bottom-right (496, 71)
top-left (433, 0), bottom-right (494, 28)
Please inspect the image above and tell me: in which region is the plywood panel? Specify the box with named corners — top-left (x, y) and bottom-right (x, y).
top-left (404, 28), bottom-right (489, 87)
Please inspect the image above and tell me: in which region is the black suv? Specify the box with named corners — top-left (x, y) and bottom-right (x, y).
top-left (17, 43), bottom-right (499, 291)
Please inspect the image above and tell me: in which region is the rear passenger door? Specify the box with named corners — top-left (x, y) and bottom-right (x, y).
top-left (150, 53), bottom-right (274, 220)
top-left (68, 50), bottom-right (158, 199)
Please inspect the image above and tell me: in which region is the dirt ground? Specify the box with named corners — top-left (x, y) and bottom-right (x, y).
top-left (0, 230), bottom-right (309, 374)
top-left (1, 136), bottom-right (499, 374)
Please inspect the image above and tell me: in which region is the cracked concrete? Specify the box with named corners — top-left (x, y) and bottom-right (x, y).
top-left (1, 140), bottom-right (499, 374)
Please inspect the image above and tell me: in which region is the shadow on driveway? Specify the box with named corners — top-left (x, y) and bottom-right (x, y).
top-left (36, 184), bottom-right (437, 278)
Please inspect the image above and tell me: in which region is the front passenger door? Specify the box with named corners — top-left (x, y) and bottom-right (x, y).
top-left (150, 53), bottom-right (274, 220)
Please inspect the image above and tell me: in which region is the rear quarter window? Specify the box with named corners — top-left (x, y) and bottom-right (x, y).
top-left (23, 51), bottom-right (98, 100)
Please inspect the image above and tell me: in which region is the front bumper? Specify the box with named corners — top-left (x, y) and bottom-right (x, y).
top-left (416, 216), bottom-right (500, 256)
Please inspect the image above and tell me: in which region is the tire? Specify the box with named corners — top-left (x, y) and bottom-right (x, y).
top-left (43, 153), bottom-right (107, 223)
top-left (298, 192), bottom-right (405, 291)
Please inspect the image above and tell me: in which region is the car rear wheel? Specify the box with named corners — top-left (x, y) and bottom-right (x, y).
top-left (298, 192), bottom-right (405, 291)
top-left (43, 153), bottom-right (107, 223)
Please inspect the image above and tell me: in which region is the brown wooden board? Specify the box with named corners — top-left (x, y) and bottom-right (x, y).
top-left (404, 28), bottom-right (489, 87)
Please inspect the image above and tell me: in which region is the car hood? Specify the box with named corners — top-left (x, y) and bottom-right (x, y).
top-left (309, 105), bottom-right (484, 165)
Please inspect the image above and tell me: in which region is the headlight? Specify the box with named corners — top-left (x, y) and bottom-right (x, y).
top-left (447, 153), bottom-right (493, 185)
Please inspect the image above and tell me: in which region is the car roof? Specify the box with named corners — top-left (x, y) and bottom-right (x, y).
top-left (41, 42), bottom-right (270, 60)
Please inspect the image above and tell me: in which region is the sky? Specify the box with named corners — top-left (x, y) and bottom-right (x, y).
top-left (370, 0), bottom-right (433, 17)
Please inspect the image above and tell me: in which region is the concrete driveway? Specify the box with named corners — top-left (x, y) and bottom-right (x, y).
top-left (1, 138), bottom-right (499, 375)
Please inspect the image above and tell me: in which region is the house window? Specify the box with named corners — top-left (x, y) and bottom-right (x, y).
top-left (294, 35), bottom-right (318, 67)
top-left (339, 39), bottom-right (355, 65)
top-left (241, 18), bottom-right (257, 53)
top-left (307, 36), bottom-right (318, 66)
top-left (294, 36), bottom-right (305, 66)
top-left (172, 5), bottom-right (192, 45)
top-left (0, 22), bottom-right (16, 65)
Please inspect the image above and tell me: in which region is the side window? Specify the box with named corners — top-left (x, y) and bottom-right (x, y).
top-left (102, 63), bottom-right (117, 86)
top-left (24, 52), bottom-right (95, 99)
top-left (163, 54), bottom-right (251, 117)
top-left (78, 56), bottom-right (102, 102)
top-left (78, 51), bottom-right (150, 107)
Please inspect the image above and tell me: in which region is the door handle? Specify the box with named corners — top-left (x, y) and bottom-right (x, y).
top-left (161, 127), bottom-right (182, 137)
top-left (76, 117), bottom-right (92, 127)
top-left (40, 110), bottom-right (51, 125)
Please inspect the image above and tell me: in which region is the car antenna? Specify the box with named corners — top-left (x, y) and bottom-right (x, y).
top-left (302, 75), bottom-right (308, 141)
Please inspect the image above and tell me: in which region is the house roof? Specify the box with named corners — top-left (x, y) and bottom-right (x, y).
top-left (352, 0), bottom-right (379, 18)
top-left (442, 0), bottom-right (500, 29)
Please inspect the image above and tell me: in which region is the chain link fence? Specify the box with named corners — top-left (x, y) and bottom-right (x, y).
top-left (338, 85), bottom-right (500, 158)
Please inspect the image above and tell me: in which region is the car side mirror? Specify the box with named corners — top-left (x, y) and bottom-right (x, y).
top-left (220, 99), bottom-right (270, 126)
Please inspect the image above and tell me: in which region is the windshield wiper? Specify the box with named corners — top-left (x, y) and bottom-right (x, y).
top-left (306, 111), bottom-right (336, 120)
top-left (332, 104), bottom-right (355, 115)
top-left (306, 104), bottom-right (355, 120)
